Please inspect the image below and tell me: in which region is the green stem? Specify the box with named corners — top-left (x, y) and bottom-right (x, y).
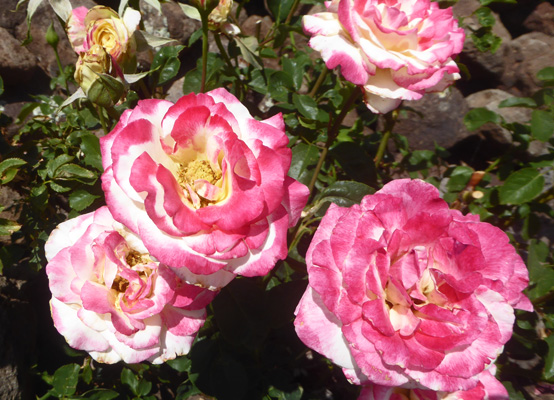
top-left (285, 0), bottom-right (301, 24)
top-left (53, 47), bottom-right (70, 96)
top-left (200, 11), bottom-right (210, 93)
top-left (373, 110), bottom-right (397, 168)
top-left (214, 32), bottom-right (243, 100)
top-left (96, 105), bottom-right (108, 136)
top-left (307, 87), bottom-right (361, 193)
top-left (308, 67), bottom-right (328, 98)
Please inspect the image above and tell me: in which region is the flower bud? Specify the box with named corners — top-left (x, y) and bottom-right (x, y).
top-left (46, 22), bottom-right (59, 49)
top-left (74, 44), bottom-right (125, 107)
top-left (74, 44), bottom-right (112, 94)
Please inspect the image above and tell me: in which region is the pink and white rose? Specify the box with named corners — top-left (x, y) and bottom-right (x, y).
top-left (359, 368), bottom-right (508, 400)
top-left (303, 0), bottom-right (465, 113)
top-left (45, 207), bottom-right (215, 364)
top-left (294, 179), bottom-right (531, 392)
top-left (67, 6), bottom-right (141, 70)
top-left (100, 88), bottom-right (309, 289)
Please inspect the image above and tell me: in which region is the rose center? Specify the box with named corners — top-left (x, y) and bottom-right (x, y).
top-left (179, 159), bottom-right (221, 185)
top-left (126, 250), bottom-right (152, 267)
top-left (111, 275), bottom-right (129, 293)
top-left (176, 159), bottom-right (223, 209)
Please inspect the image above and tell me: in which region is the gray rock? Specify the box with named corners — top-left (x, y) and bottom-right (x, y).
top-left (0, 26), bottom-right (39, 85)
top-left (465, 89), bottom-right (532, 124)
top-left (502, 32), bottom-right (554, 96)
top-left (0, 0), bottom-right (26, 32)
top-left (524, 2), bottom-right (554, 37)
top-left (466, 89), bottom-right (533, 146)
top-left (392, 87), bottom-right (472, 151)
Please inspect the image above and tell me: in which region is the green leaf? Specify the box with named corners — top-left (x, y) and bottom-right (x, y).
top-left (87, 74), bottom-right (125, 108)
top-left (69, 190), bottom-right (100, 212)
top-left (80, 134), bottom-right (103, 171)
top-left (268, 71), bottom-right (294, 103)
top-left (537, 66), bottom-right (554, 85)
top-left (470, 29), bottom-right (502, 53)
top-left (167, 356), bottom-right (191, 373)
top-left (268, 385), bottom-right (304, 400)
top-left (151, 45), bottom-right (184, 86)
top-left (137, 380), bottom-right (152, 396)
top-left (499, 168), bottom-right (544, 205)
top-left (267, 0), bottom-right (295, 23)
top-left (52, 363), bottom-right (80, 396)
top-left (0, 75), bottom-right (3, 96)
top-left (0, 158), bottom-right (26, 184)
top-left (498, 97), bottom-right (537, 108)
top-left (545, 335), bottom-right (554, 379)
top-left (464, 108), bottom-right (501, 130)
top-left (446, 166), bottom-right (474, 192)
top-left (235, 36), bottom-right (262, 69)
top-left (474, 7), bottom-right (495, 27)
top-left (292, 94), bottom-right (319, 120)
top-left (313, 180), bottom-right (375, 216)
top-left (47, 154), bottom-right (74, 178)
top-left (288, 143), bottom-right (319, 186)
top-left (531, 109), bottom-right (554, 141)
top-left (248, 69), bottom-right (268, 94)
top-left (121, 368), bottom-right (139, 395)
top-left (55, 164), bottom-right (97, 181)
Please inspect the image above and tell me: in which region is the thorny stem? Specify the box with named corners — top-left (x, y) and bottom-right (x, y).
top-left (373, 110), bottom-right (398, 168)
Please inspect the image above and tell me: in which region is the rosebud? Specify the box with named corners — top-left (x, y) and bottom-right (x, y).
top-left (74, 44), bottom-right (111, 93)
top-left (46, 22), bottom-right (59, 49)
top-left (74, 44), bottom-right (124, 107)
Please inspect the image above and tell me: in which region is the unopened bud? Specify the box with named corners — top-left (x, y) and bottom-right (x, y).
top-left (46, 22), bottom-right (60, 49)
top-left (74, 44), bottom-right (112, 94)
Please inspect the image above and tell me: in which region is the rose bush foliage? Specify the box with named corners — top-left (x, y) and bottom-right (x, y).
top-left (45, 207), bottom-right (215, 364)
top-left (303, 0), bottom-right (464, 113)
top-left (295, 179), bottom-right (532, 392)
top-left (100, 88), bottom-right (309, 289)
top-left (67, 5), bottom-right (141, 71)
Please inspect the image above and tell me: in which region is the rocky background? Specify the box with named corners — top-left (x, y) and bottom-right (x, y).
top-left (0, 0), bottom-right (552, 399)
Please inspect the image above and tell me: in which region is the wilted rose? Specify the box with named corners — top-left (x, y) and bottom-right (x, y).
top-left (100, 88), bottom-right (309, 289)
top-left (295, 180), bottom-right (531, 392)
top-left (208, 0), bottom-right (233, 30)
top-left (67, 5), bottom-right (141, 71)
top-left (303, 0), bottom-right (464, 113)
top-left (45, 207), bottom-right (215, 364)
